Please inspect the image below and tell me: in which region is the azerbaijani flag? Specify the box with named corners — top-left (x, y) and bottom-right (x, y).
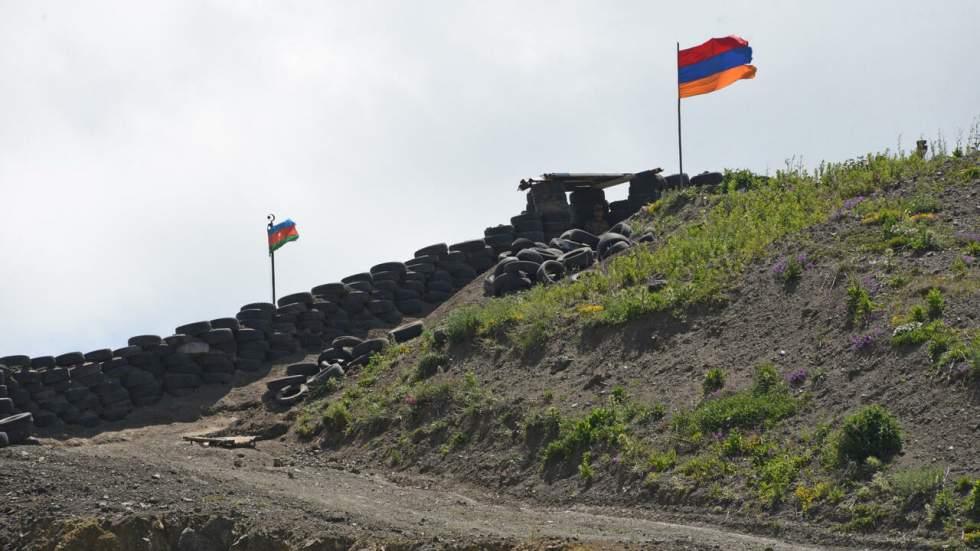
top-left (678, 36), bottom-right (756, 99)
top-left (268, 219), bottom-right (299, 253)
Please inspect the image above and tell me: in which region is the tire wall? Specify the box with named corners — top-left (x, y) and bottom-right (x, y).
top-left (0, 172), bottom-right (693, 435)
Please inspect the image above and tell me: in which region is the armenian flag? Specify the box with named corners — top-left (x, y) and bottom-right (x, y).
top-left (268, 219), bottom-right (299, 253)
top-left (678, 36), bottom-right (756, 99)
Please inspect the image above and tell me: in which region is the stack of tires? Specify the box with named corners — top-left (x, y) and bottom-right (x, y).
top-left (275, 293), bottom-right (322, 351)
top-left (528, 181), bottom-right (572, 240)
top-left (627, 170), bottom-right (666, 213)
top-left (569, 188), bottom-right (607, 228)
top-left (483, 225), bottom-right (515, 255)
top-left (510, 213), bottom-right (545, 243)
top-left (484, 222), bottom-right (648, 297)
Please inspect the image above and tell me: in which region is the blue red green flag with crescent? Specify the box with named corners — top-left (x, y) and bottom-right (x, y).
top-left (268, 219), bottom-right (298, 253)
top-left (679, 36), bottom-right (756, 98)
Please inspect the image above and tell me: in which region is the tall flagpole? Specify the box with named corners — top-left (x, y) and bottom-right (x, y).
top-left (267, 214), bottom-right (277, 305)
top-left (677, 41), bottom-right (683, 177)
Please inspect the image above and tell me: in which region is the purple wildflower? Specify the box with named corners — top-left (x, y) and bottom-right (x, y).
top-left (842, 196), bottom-right (865, 210)
top-left (963, 255), bottom-right (976, 264)
top-left (712, 431), bottom-right (725, 442)
top-left (786, 368), bottom-right (807, 388)
top-left (851, 327), bottom-right (882, 351)
top-left (954, 231), bottom-right (980, 243)
top-left (771, 258), bottom-right (789, 276)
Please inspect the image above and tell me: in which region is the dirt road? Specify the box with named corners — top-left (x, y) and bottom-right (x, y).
top-left (0, 407), bottom-right (857, 551)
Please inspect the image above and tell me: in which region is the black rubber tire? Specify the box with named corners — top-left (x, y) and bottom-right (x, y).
top-left (0, 431), bottom-right (8, 448)
top-left (689, 171), bottom-right (722, 188)
top-left (559, 247), bottom-right (595, 272)
top-left (0, 398), bottom-right (14, 414)
top-left (609, 222), bottom-right (633, 237)
top-left (341, 272), bottom-right (374, 284)
top-left (414, 243), bottom-right (448, 258)
top-left (372, 271), bottom-right (402, 284)
top-left (175, 321), bottom-right (212, 337)
top-left (427, 280), bottom-right (454, 293)
top-left (389, 321), bottom-right (424, 343)
top-left (286, 362), bottom-right (320, 377)
top-left (352, 338), bottom-right (387, 358)
top-left (492, 272), bottom-right (532, 296)
top-left (0, 355), bottom-right (30, 368)
top-left (210, 317), bottom-right (241, 331)
top-left (278, 292), bottom-right (314, 307)
top-left (0, 412), bottom-right (33, 444)
top-left (597, 232), bottom-right (630, 255)
top-left (200, 328), bottom-right (233, 345)
top-left (559, 229), bottom-right (599, 248)
top-left (493, 257), bottom-right (519, 276)
top-left (55, 352), bottom-right (85, 367)
top-left (504, 260), bottom-right (541, 279)
top-left (241, 302), bottom-right (275, 313)
top-left (395, 299), bottom-right (423, 315)
top-left (128, 335), bottom-right (162, 348)
top-left (113, 345), bottom-right (143, 359)
top-left (331, 336), bottom-right (363, 349)
top-left (236, 308), bottom-right (272, 322)
top-left (537, 260), bottom-right (566, 284)
top-left (515, 248), bottom-right (545, 264)
top-left (266, 375), bottom-right (306, 393)
top-left (128, 380), bottom-right (163, 399)
top-left (275, 383), bottom-right (308, 406)
top-left (84, 349), bottom-right (113, 362)
top-left (318, 347), bottom-right (352, 364)
top-left (449, 239), bottom-right (488, 254)
top-left (405, 262), bottom-right (435, 275)
top-left (30, 356), bottom-right (56, 369)
top-left (122, 369), bottom-right (156, 389)
top-left (484, 233), bottom-right (515, 250)
top-left (42, 367), bottom-right (69, 385)
top-left (311, 282), bottom-right (346, 298)
top-left (485, 224), bottom-right (514, 236)
top-left (367, 300), bottom-right (395, 315)
top-left (235, 328), bottom-right (265, 342)
top-left (370, 261), bottom-right (407, 275)
top-left (664, 173), bottom-right (690, 188)
top-left (602, 240), bottom-right (632, 259)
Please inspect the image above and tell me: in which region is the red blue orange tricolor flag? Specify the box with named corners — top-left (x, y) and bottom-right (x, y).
top-left (678, 36), bottom-right (756, 98)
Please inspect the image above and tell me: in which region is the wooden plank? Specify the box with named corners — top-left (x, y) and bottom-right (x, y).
top-left (183, 435), bottom-right (257, 449)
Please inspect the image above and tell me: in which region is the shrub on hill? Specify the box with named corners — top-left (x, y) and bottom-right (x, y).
top-left (832, 404), bottom-right (902, 466)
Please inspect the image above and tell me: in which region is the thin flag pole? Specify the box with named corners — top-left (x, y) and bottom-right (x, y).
top-left (267, 214), bottom-right (277, 305)
top-left (676, 41), bottom-right (683, 177)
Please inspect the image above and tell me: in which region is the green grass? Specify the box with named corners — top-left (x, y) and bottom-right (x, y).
top-left (539, 393), bottom-right (661, 465)
top-left (672, 382), bottom-right (797, 439)
top-left (435, 149), bottom-right (972, 349)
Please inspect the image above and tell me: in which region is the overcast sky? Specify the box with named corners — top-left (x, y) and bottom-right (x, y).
top-left (1, 1), bottom-right (978, 357)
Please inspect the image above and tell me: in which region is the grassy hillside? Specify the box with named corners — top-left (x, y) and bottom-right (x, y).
top-left (290, 138), bottom-right (980, 548)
